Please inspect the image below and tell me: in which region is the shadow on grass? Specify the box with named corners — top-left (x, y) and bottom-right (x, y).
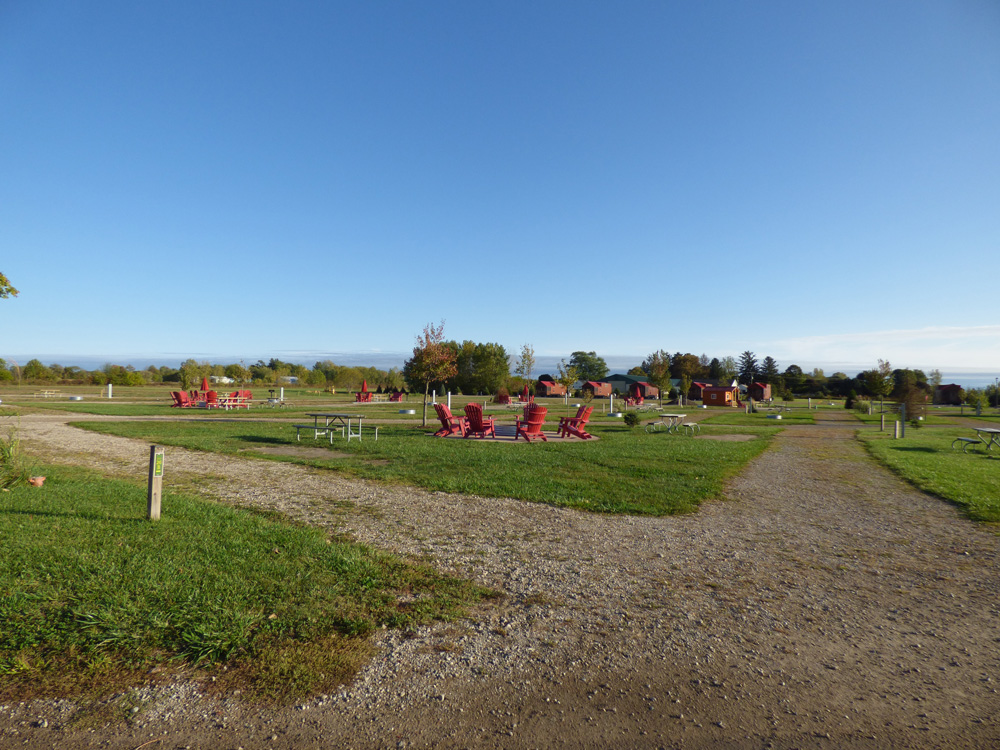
top-left (893, 446), bottom-right (938, 453)
top-left (240, 435), bottom-right (292, 446)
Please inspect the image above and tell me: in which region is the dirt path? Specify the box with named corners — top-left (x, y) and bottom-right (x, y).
top-left (4, 410), bottom-right (999, 749)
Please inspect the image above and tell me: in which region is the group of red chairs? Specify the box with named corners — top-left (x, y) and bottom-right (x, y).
top-left (432, 403), bottom-right (594, 442)
top-left (355, 390), bottom-right (405, 403)
top-left (170, 390), bottom-right (252, 409)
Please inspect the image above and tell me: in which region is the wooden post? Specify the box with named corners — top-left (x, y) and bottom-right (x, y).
top-left (894, 421), bottom-right (901, 439)
top-left (880, 413), bottom-right (885, 431)
top-left (147, 445), bottom-right (164, 521)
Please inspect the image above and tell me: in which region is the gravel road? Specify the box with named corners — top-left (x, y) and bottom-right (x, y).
top-left (4, 409), bottom-right (999, 749)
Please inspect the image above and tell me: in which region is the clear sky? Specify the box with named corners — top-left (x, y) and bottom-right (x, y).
top-left (2, 1), bottom-right (998, 383)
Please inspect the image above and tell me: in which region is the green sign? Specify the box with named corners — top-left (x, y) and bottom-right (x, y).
top-left (153, 451), bottom-right (164, 477)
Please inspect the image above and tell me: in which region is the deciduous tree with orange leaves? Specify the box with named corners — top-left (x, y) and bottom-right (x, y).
top-left (403, 321), bottom-right (458, 427)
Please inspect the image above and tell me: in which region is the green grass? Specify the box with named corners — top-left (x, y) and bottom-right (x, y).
top-left (851, 409), bottom-right (956, 426)
top-left (0, 466), bottom-right (491, 702)
top-left (858, 426), bottom-right (1000, 523)
top-left (75, 420), bottom-right (777, 516)
top-left (702, 409), bottom-right (815, 426)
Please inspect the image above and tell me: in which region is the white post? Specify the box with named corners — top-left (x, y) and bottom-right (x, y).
top-left (447, 391), bottom-right (452, 410)
top-left (432, 389), bottom-right (436, 405)
top-left (610, 394), bottom-right (614, 413)
top-left (280, 387), bottom-right (284, 401)
top-left (107, 384), bottom-right (113, 399)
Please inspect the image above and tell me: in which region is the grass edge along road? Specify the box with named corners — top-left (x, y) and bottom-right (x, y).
top-left (857, 426), bottom-right (1000, 524)
top-left (74, 420), bottom-right (778, 516)
top-left (0, 465), bottom-right (493, 704)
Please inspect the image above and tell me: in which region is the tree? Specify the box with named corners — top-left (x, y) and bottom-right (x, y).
top-left (783, 364), bottom-right (805, 393)
top-left (0, 271), bottom-right (18, 298)
top-left (964, 388), bottom-right (986, 410)
top-left (451, 340), bottom-right (477, 394)
top-left (760, 356), bottom-right (779, 383)
top-left (569, 351), bottom-right (608, 382)
top-left (179, 359), bottom-right (209, 390)
top-left (641, 350), bottom-right (673, 404)
top-left (862, 359), bottom-right (894, 409)
top-left (718, 356), bottom-right (738, 384)
top-left (514, 344), bottom-right (535, 384)
top-left (403, 321), bottom-right (458, 426)
top-left (737, 351), bottom-right (758, 385)
top-left (556, 359), bottom-right (579, 397)
top-left (928, 369), bottom-right (943, 392)
top-left (225, 363), bottom-right (251, 384)
top-left (670, 353), bottom-right (701, 381)
top-left (472, 342), bottom-right (509, 395)
top-left (22, 359), bottom-right (53, 382)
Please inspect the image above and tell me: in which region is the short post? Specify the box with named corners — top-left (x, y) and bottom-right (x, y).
top-left (447, 391), bottom-right (452, 410)
top-left (107, 384), bottom-right (113, 399)
top-left (147, 445), bottom-right (164, 521)
top-left (280, 386), bottom-right (284, 401)
top-left (900, 403), bottom-right (906, 438)
top-left (880, 413), bottom-right (885, 431)
top-left (894, 421), bottom-right (901, 439)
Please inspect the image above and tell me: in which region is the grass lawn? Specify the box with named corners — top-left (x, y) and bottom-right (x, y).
top-left (858, 426), bottom-right (1000, 523)
top-left (75, 420), bottom-right (778, 516)
top-left (702, 409), bottom-right (815, 426)
top-left (0, 465), bottom-right (491, 703)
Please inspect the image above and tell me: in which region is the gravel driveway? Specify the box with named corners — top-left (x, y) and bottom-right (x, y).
top-left (4, 409), bottom-right (999, 749)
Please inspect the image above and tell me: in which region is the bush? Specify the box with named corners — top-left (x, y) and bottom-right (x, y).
top-left (0, 426), bottom-right (34, 489)
top-left (623, 412), bottom-right (641, 428)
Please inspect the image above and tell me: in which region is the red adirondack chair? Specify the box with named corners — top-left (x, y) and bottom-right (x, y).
top-left (204, 391), bottom-right (220, 408)
top-left (558, 405), bottom-right (594, 439)
top-left (433, 403), bottom-right (468, 437)
top-left (515, 405), bottom-right (548, 442)
top-left (463, 403), bottom-right (496, 439)
top-left (170, 391), bottom-right (193, 408)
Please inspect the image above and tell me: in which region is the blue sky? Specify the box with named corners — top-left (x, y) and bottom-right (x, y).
top-left (2, 1), bottom-right (998, 383)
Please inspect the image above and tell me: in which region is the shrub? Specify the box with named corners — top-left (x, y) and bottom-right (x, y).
top-left (623, 412), bottom-right (641, 428)
top-left (0, 426), bottom-right (34, 489)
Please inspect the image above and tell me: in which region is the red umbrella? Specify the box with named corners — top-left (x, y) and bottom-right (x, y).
top-left (361, 380), bottom-right (368, 392)
top-left (521, 385), bottom-right (529, 400)
top-left (201, 377), bottom-right (210, 392)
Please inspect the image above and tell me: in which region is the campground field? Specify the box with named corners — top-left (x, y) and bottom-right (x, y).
top-left (1, 385), bottom-right (998, 748)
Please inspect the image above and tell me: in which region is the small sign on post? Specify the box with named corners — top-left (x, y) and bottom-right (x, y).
top-left (148, 445), bottom-right (164, 520)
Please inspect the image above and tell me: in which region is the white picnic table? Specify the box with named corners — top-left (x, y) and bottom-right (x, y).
top-left (301, 413), bottom-right (373, 442)
top-left (646, 413), bottom-right (689, 434)
top-left (974, 426), bottom-right (1000, 451)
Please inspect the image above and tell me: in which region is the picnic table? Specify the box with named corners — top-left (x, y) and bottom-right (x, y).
top-left (646, 413), bottom-right (688, 433)
top-left (217, 395), bottom-right (250, 410)
top-left (297, 413), bottom-right (374, 443)
top-left (952, 426), bottom-right (1000, 453)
